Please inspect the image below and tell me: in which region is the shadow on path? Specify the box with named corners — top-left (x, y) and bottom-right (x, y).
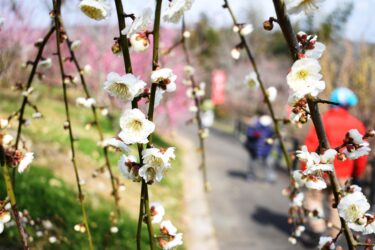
top-left (251, 206), bottom-right (292, 236)
top-left (227, 169), bottom-right (247, 180)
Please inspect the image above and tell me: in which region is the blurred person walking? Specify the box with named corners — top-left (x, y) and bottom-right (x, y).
top-left (302, 87), bottom-right (369, 244)
top-left (245, 114), bottom-right (275, 182)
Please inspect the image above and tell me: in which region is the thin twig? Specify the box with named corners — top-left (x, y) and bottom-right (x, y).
top-left (0, 146), bottom-right (29, 249)
top-left (112, 0), bottom-right (149, 248)
top-left (223, 0), bottom-right (294, 181)
top-left (52, 1), bottom-right (93, 249)
top-left (180, 17), bottom-right (209, 191)
top-left (13, 26), bottom-right (55, 184)
top-left (271, 0), bottom-right (356, 249)
top-left (65, 38), bottom-right (121, 216)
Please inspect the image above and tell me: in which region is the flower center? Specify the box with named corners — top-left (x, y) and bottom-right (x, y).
top-left (296, 69), bottom-right (309, 80)
top-left (129, 119), bottom-right (143, 131)
top-left (346, 204), bottom-right (361, 221)
top-left (111, 82), bottom-right (130, 96)
top-left (80, 4), bottom-right (105, 20)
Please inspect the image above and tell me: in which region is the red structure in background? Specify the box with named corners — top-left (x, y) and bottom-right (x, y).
top-left (211, 69), bottom-right (226, 105)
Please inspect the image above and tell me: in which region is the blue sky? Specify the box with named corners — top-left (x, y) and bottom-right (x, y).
top-left (3, 0), bottom-right (375, 43)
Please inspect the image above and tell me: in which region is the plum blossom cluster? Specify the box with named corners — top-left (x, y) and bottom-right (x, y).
top-left (340, 129), bottom-right (373, 160)
top-left (121, 8), bottom-right (153, 52)
top-left (293, 146), bottom-right (337, 190)
top-left (1, 130), bottom-right (34, 174)
top-left (148, 202), bottom-right (183, 249)
top-left (230, 22), bottom-right (253, 60)
top-left (99, 9), bottom-right (182, 187)
top-left (286, 31), bottom-right (326, 124)
top-left (183, 65), bottom-right (214, 139)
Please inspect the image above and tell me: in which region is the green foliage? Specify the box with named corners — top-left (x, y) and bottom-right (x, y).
top-left (0, 167), bottom-right (149, 249)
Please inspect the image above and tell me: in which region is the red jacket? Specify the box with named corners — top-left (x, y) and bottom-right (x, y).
top-left (304, 107), bottom-right (368, 179)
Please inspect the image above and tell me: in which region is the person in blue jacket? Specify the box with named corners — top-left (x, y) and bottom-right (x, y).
top-left (245, 114), bottom-right (275, 182)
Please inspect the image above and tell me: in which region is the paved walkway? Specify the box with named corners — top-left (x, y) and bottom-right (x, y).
top-left (181, 127), bottom-right (306, 250)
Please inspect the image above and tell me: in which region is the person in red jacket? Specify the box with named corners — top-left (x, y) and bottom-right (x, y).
top-left (303, 87), bottom-right (368, 239)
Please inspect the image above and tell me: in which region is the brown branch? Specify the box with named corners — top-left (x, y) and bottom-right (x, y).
top-left (52, 1), bottom-right (93, 249)
top-left (14, 26), bottom-right (55, 150)
top-left (271, 0), bottom-right (356, 249)
top-left (223, 0), bottom-right (294, 181)
top-left (180, 17), bottom-right (209, 191)
top-left (0, 146), bottom-right (29, 249)
top-left (65, 38), bottom-right (121, 217)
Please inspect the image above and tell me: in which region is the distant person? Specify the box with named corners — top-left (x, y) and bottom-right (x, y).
top-left (302, 87), bottom-right (369, 242)
top-left (245, 114), bottom-right (275, 182)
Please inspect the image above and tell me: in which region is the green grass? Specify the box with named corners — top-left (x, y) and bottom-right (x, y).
top-left (0, 166), bottom-right (149, 250)
top-left (0, 82), bottom-right (185, 249)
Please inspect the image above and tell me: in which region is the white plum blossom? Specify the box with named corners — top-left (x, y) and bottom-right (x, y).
top-left (101, 137), bottom-right (129, 152)
top-left (343, 129), bottom-right (371, 160)
top-left (286, 0), bottom-right (324, 15)
top-left (83, 64), bottom-right (92, 75)
top-left (318, 236), bottom-right (335, 250)
top-left (163, 0), bottom-right (194, 23)
top-left (70, 40), bottom-right (81, 50)
top-left (139, 147), bottom-right (176, 183)
top-left (231, 48), bottom-right (240, 60)
top-left (160, 233), bottom-right (183, 250)
top-left (121, 8), bottom-right (152, 37)
top-left (79, 0), bottom-right (110, 20)
top-left (0, 210), bottom-right (11, 234)
top-left (295, 225), bottom-right (305, 237)
top-left (2, 134), bottom-right (13, 146)
top-left (76, 97), bottom-right (96, 108)
top-left (297, 31), bottom-right (325, 59)
top-left (183, 30), bottom-right (191, 38)
top-left (305, 42), bottom-right (325, 59)
top-left (186, 82), bottom-right (205, 98)
top-left (104, 72), bottom-right (146, 101)
top-left (129, 33), bottom-right (150, 52)
top-left (244, 72), bottom-right (259, 89)
top-left (118, 154), bottom-right (139, 181)
top-left (0, 118), bottom-right (8, 129)
top-left (151, 68), bottom-right (177, 92)
top-left (344, 146), bottom-right (371, 160)
top-left (291, 192), bottom-right (304, 207)
top-left (18, 152), bottom-right (34, 173)
top-left (337, 191), bottom-right (370, 224)
top-left (296, 146), bottom-right (336, 174)
top-left (305, 176), bottom-right (327, 190)
top-left (38, 58), bottom-right (52, 69)
top-left (240, 24), bottom-right (253, 36)
top-left (266, 86), bottom-right (278, 102)
top-left (201, 110), bottom-right (215, 128)
top-left (160, 220), bottom-right (178, 236)
top-left (287, 58), bottom-right (325, 98)
top-left (189, 105), bottom-right (198, 113)
top-left (118, 109), bottom-right (155, 144)
top-left (183, 65), bottom-right (195, 78)
top-left (150, 202), bottom-right (165, 224)
top-left (288, 236), bottom-right (297, 245)
top-left (292, 170), bottom-right (327, 190)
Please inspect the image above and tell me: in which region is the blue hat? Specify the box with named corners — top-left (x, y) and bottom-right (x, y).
top-left (330, 87), bottom-right (358, 107)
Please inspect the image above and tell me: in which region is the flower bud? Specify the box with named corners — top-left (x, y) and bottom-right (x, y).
top-left (130, 33), bottom-right (150, 52)
top-left (263, 20), bottom-right (273, 31)
top-left (183, 30), bottom-right (191, 38)
top-left (231, 48), bottom-right (240, 60)
top-left (112, 41), bottom-right (121, 55)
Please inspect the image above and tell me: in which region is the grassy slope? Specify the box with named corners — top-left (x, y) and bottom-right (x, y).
top-left (0, 83), bottom-right (184, 249)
